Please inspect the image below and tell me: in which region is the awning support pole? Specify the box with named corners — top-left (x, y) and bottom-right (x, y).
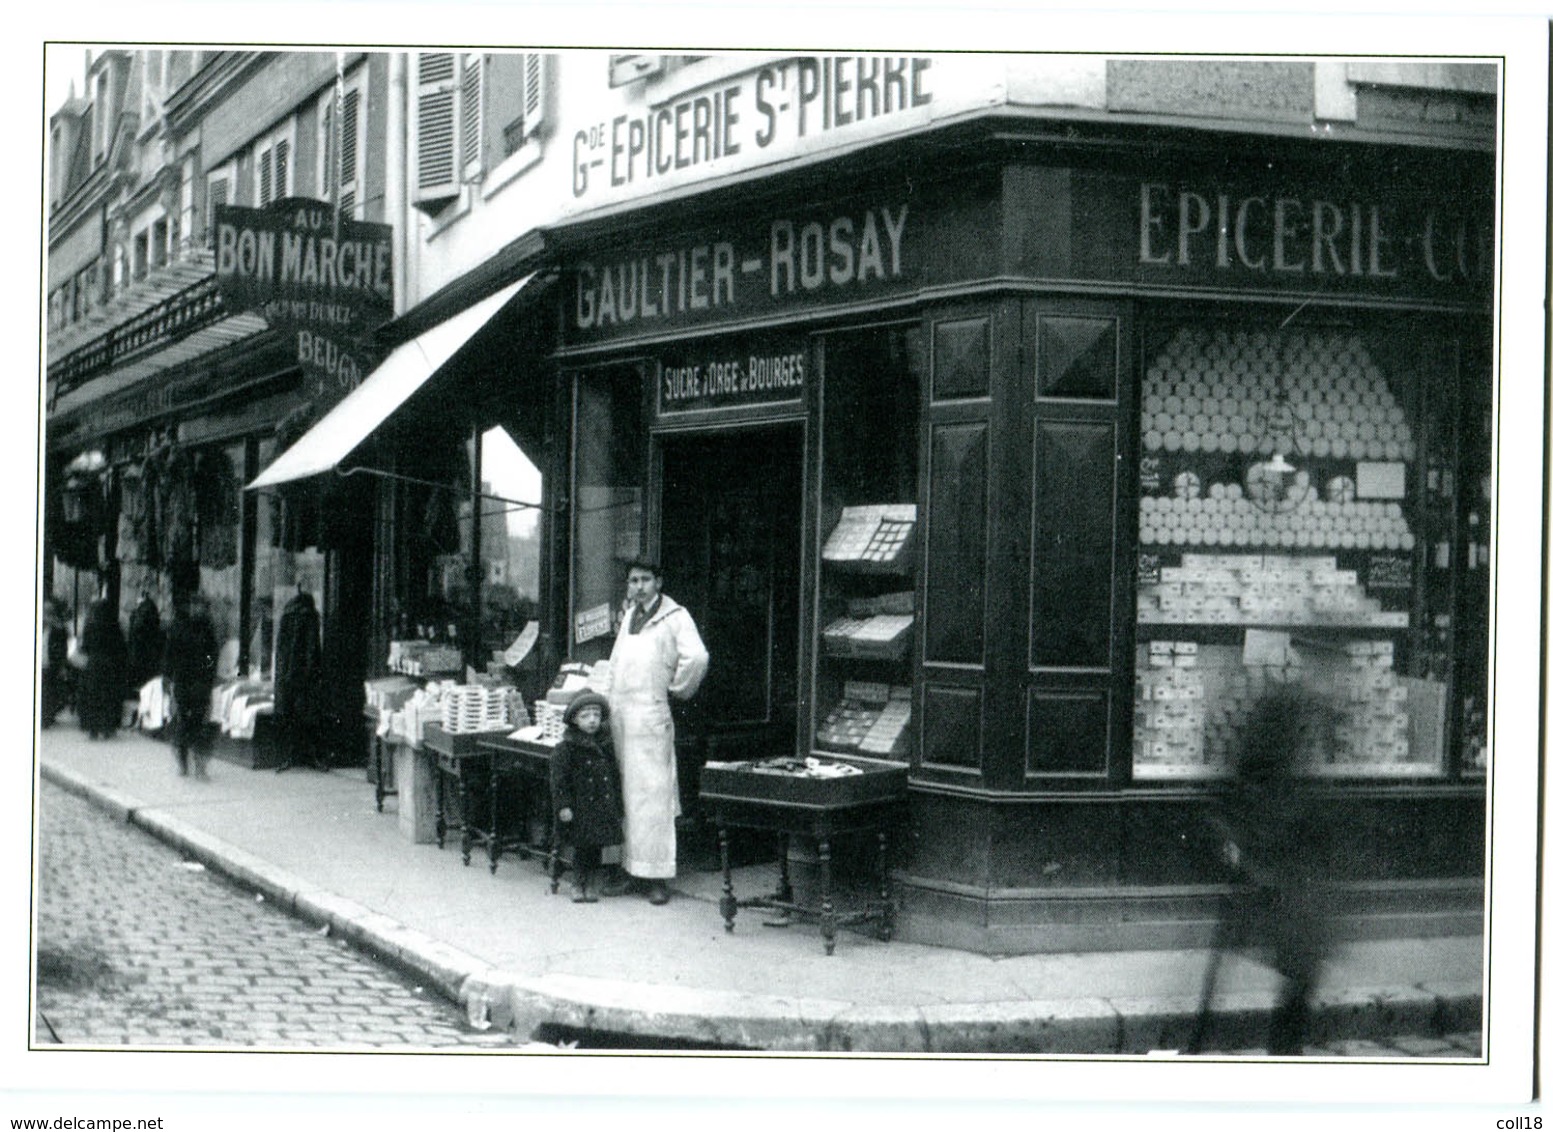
top-left (332, 463), bottom-right (558, 513)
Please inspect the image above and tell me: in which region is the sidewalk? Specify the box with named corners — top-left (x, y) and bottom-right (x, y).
top-left (35, 722), bottom-right (1484, 1054)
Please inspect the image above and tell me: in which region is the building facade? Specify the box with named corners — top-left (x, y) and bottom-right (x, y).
top-left (45, 50), bottom-right (1498, 951)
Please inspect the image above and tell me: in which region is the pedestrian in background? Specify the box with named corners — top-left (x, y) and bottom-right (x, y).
top-left (1190, 685), bottom-right (1337, 1056)
top-left (163, 592), bottom-right (219, 779)
top-left (549, 691), bottom-right (624, 903)
top-left (274, 588), bottom-right (326, 772)
top-left (600, 560), bottom-right (709, 906)
top-left (76, 594), bottom-right (128, 740)
top-left (39, 598), bottom-right (71, 729)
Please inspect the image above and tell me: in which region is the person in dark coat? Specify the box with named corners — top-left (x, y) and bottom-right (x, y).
top-left (162, 592), bottom-right (219, 778)
top-left (126, 592), bottom-right (165, 693)
top-left (549, 691), bottom-right (624, 903)
top-left (76, 596), bottom-right (128, 739)
top-left (274, 589), bottom-right (326, 772)
top-left (40, 599), bottom-right (71, 729)
top-left (1190, 686), bottom-right (1336, 1056)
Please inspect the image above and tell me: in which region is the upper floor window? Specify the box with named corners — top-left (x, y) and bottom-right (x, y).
top-left (205, 164), bottom-right (234, 248)
top-left (412, 52), bottom-right (546, 214)
top-left (318, 70), bottom-right (366, 219)
top-left (93, 72), bottom-right (113, 168)
top-left (254, 120), bottom-right (295, 207)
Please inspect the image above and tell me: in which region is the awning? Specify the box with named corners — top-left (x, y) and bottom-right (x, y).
top-left (246, 274), bottom-right (535, 491)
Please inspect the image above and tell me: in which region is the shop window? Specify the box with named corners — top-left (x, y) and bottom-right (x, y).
top-left (476, 425), bottom-right (543, 674)
top-left (569, 365), bottom-right (644, 663)
top-left (1133, 320), bottom-right (1455, 780)
top-left (814, 324), bottom-right (922, 762)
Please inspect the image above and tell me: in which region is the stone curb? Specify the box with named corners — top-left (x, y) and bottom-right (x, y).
top-left (39, 762), bottom-right (1484, 1054)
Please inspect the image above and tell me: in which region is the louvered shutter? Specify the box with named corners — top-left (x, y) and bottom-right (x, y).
top-left (461, 54), bottom-right (483, 179)
top-left (522, 53), bottom-right (545, 138)
top-left (339, 87), bottom-right (359, 216)
top-left (413, 52), bottom-right (459, 208)
top-left (258, 147), bottom-right (273, 206)
top-left (206, 177), bottom-right (228, 248)
top-left (274, 138), bottom-right (290, 201)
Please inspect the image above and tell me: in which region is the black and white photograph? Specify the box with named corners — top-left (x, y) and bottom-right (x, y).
top-left (8, 3), bottom-right (1549, 1126)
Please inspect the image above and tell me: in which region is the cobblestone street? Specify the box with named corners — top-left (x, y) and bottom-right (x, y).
top-left (33, 781), bottom-right (517, 1050)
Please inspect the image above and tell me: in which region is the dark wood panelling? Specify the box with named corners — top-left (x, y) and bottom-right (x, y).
top-left (924, 421), bottom-right (988, 664)
top-left (1027, 688), bottom-right (1110, 776)
top-left (1038, 315), bottom-right (1118, 400)
top-left (1029, 418), bottom-right (1117, 669)
top-left (921, 683), bottom-right (983, 771)
top-left (932, 317), bottom-right (991, 400)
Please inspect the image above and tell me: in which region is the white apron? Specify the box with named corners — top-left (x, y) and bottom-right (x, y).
top-left (606, 596), bottom-right (709, 879)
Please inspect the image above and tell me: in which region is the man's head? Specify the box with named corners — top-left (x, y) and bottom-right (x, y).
top-left (625, 560), bottom-right (663, 608)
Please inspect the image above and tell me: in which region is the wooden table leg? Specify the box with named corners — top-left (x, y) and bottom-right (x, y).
top-left (373, 738), bottom-right (386, 812)
top-left (776, 832), bottom-right (794, 904)
top-left (487, 761), bottom-right (502, 874)
top-left (718, 824), bottom-right (737, 933)
top-left (819, 834), bottom-right (835, 956)
top-left (458, 771), bottom-right (473, 866)
top-left (434, 765), bottom-right (447, 849)
top-left (878, 827), bottom-right (894, 941)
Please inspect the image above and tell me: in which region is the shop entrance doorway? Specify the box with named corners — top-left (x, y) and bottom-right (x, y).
top-left (657, 425), bottom-right (803, 813)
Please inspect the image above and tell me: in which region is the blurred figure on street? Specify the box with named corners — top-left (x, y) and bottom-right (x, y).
top-left (76, 594), bottom-right (128, 740)
top-left (1190, 685), bottom-right (1337, 1056)
top-left (39, 598), bottom-right (72, 729)
top-left (163, 592), bottom-right (219, 779)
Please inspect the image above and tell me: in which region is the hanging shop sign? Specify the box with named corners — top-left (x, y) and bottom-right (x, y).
top-left (213, 198), bottom-right (394, 405)
top-left (655, 332), bottom-right (809, 415)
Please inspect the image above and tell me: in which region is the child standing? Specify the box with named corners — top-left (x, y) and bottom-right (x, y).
top-left (549, 691), bottom-right (623, 903)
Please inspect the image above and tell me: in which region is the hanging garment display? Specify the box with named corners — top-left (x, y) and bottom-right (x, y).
top-left (157, 447), bottom-right (198, 568)
top-left (195, 449), bottom-right (240, 569)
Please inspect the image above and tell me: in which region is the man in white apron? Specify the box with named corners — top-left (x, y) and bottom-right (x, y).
top-left (601, 560), bottom-right (709, 905)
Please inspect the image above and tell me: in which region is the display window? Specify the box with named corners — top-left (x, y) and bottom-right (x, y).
top-left (1132, 317), bottom-right (1462, 780)
top-left (475, 424), bottom-right (544, 672)
top-left (568, 363), bottom-right (646, 664)
top-left (253, 436), bottom-right (325, 678)
top-left (812, 323), bottom-right (923, 760)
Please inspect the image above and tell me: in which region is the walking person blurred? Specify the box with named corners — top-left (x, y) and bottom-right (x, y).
top-left (1190, 685), bottom-right (1336, 1056)
top-left (76, 594), bottom-right (128, 740)
top-left (163, 592), bottom-right (219, 779)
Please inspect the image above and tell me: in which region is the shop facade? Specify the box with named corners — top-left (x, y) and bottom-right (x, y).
top-left (44, 50), bottom-right (408, 766)
top-left (531, 121), bottom-right (1494, 951)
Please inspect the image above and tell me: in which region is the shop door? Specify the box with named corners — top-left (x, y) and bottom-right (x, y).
top-left (658, 427), bottom-right (802, 799)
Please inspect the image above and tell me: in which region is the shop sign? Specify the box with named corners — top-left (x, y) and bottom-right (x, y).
top-left (569, 199), bottom-right (916, 345)
top-left (656, 333), bottom-right (808, 415)
top-left (1015, 169), bottom-right (1493, 306)
top-left (574, 602), bottom-right (614, 645)
top-left (570, 56), bottom-right (934, 208)
top-left (212, 198), bottom-right (394, 406)
top-left (1136, 182), bottom-right (1492, 292)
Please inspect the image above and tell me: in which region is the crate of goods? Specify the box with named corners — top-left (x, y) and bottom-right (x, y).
top-left (534, 700), bottom-right (568, 743)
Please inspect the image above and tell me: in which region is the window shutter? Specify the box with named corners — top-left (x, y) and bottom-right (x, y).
top-left (320, 100), bottom-right (334, 198)
top-left (413, 52), bottom-right (459, 209)
top-left (340, 88), bottom-right (359, 196)
top-left (206, 177), bottom-right (228, 248)
top-left (274, 138), bottom-right (290, 201)
top-left (522, 53), bottom-right (546, 138)
top-left (258, 148), bottom-right (273, 206)
top-left (461, 54), bottom-right (483, 179)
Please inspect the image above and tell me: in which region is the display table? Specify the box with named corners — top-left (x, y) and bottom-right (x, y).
top-left (477, 733), bottom-right (562, 889)
top-left (698, 755), bottom-right (909, 955)
top-left (420, 724), bottom-right (518, 869)
top-left (362, 706), bottom-right (398, 812)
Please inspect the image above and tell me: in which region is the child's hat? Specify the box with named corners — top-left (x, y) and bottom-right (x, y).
top-left (563, 691), bottom-right (610, 727)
